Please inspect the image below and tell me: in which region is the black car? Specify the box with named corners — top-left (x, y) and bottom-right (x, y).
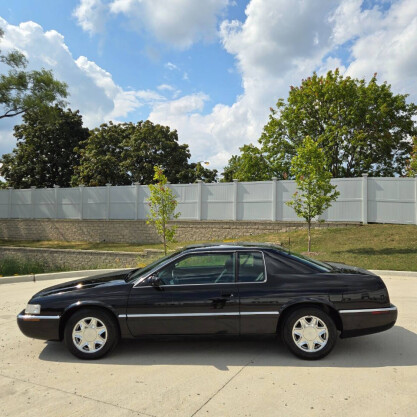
top-left (17, 244), bottom-right (397, 360)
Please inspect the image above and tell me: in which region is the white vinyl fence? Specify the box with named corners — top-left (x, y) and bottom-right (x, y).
top-left (0, 175), bottom-right (416, 224)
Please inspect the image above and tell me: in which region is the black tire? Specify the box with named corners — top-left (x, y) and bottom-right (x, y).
top-left (64, 308), bottom-right (119, 360)
top-left (282, 307), bottom-right (337, 360)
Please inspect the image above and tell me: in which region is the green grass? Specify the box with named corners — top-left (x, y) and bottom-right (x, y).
top-left (234, 224), bottom-right (417, 272)
top-left (0, 258), bottom-right (66, 276)
top-left (0, 224), bottom-right (416, 271)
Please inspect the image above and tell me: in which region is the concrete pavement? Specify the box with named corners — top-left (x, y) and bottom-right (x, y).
top-left (0, 275), bottom-right (416, 417)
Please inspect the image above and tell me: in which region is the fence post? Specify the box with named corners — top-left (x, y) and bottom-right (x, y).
top-left (7, 187), bottom-right (13, 218)
top-left (362, 174), bottom-right (368, 225)
top-left (134, 182), bottom-right (140, 220)
top-left (196, 180), bottom-right (203, 220)
top-left (54, 185), bottom-right (60, 219)
top-left (106, 183), bottom-right (111, 220)
top-left (79, 185), bottom-right (85, 220)
top-left (30, 186), bottom-right (36, 219)
top-left (233, 179), bottom-right (239, 221)
top-left (415, 175), bottom-right (417, 225)
top-left (271, 177), bottom-right (277, 221)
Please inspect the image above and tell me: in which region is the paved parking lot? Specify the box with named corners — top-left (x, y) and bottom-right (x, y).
top-left (0, 274), bottom-right (416, 417)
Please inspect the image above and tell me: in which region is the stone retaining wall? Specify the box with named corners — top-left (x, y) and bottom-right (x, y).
top-left (0, 246), bottom-right (163, 270)
top-left (0, 219), bottom-right (359, 244)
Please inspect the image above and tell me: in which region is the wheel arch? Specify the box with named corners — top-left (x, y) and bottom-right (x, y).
top-left (59, 301), bottom-right (120, 340)
top-left (277, 300), bottom-right (343, 333)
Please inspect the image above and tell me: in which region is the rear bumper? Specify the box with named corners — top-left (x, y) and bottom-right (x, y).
top-left (17, 310), bottom-right (61, 341)
top-left (339, 305), bottom-right (397, 338)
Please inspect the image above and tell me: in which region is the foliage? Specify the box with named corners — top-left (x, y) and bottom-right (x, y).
top-left (72, 122), bottom-right (133, 186)
top-left (286, 136), bottom-right (339, 252)
top-left (147, 166), bottom-right (180, 255)
top-left (72, 120), bottom-right (218, 185)
top-left (225, 70), bottom-right (417, 179)
top-left (0, 257), bottom-right (54, 276)
top-left (0, 106), bottom-right (89, 188)
top-left (222, 144), bottom-right (272, 182)
top-left (187, 162), bottom-right (218, 183)
top-left (406, 137), bottom-right (417, 177)
top-left (0, 28), bottom-right (68, 120)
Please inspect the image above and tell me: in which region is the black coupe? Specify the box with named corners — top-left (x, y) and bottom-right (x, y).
top-left (17, 244), bottom-right (397, 360)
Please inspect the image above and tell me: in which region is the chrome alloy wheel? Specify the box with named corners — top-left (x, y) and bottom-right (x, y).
top-left (72, 317), bottom-right (108, 353)
top-left (292, 315), bottom-right (328, 352)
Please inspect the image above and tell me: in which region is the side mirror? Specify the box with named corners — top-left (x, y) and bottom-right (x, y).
top-left (149, 275), bottom-right (162, 287)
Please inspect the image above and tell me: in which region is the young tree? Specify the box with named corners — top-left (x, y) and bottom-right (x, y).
top-left (0, 106), bottom-right (89, 188)
top-left (287, 136), bottom-right (340, 252)
top-left (147, 166), bottom-right (180, 255)
top-left (0, 28), bottom-right (68, 120)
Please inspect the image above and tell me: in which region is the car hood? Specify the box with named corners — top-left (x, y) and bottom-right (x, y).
top-left (33, 269), bottom-right (137, 297)
top-left (325, 262), bottom-right (376, 275)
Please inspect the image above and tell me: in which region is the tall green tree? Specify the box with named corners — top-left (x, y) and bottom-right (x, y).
top-left (123, 121), bottom-right (192, 184)
top-left (0, 28), bottom-right (68, 120)
top-left (222, 144), bottom-right (272, 182)
top-left (287, 136), bottom-right (339, 252)
top-left (147, 166), bottom-right (180, 255)
top-left (0, 106), bottom-right (89, 188)
top-left (72, 122), bottom-right (133, 186)
top-left (73, 120), bottom-right (218, 185)
top-left (225, 70), bottom-right (417, 179)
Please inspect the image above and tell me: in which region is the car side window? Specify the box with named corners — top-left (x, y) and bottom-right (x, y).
top-left (238, 252), bottom-right (265, 283)
top-left (155, 253), bottom-right (235, 285)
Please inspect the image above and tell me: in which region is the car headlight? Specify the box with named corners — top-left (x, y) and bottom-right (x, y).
top-left (25, 304), bottom-right (41, 314)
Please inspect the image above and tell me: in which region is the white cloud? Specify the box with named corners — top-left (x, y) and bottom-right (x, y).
top-left (165, 62), bottom-right (179, 71)
top-left (157, 84), bottom-right (175, 91)
top-left (148, 0), bottom-right (417, 172)
top-left (73, 0), bottom-right (230, 48)
top-left (109, 0), bottom-right (230, 48)
top-left (73, 0), bottom-right (108, 35)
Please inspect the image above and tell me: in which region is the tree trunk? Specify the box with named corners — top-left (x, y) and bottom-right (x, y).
top-left (307, 220), bottom-right (311, 253)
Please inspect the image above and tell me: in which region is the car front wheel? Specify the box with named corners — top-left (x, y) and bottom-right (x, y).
top-left (282, 307), bottom-right (337, 360)
top-left (64, 308), bottom-right (119, 359)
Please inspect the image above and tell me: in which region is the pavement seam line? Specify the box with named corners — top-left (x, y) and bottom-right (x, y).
top-left (189, 357), bottom-right (254, 417)
top-left (0, 373), bottom-right (156, 417)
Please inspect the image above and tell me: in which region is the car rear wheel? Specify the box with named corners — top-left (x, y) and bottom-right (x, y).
top-left (64, 308), bottom-right (119, 359)
top-left (282, 307), bottom-right (337, 360)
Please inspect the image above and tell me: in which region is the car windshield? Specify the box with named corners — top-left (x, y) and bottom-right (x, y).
top-left (279, 249), bottom-right (334, 272)
top-left (125, 250), bottom-right (182, 282)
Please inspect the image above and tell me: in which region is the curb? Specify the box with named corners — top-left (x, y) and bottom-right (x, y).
top-left (370, 270), bottom-right (417, 278)
top-left (0, 268), bottom-right (130, 285)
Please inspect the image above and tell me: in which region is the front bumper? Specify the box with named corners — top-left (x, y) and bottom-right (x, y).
top-left (339, 304), bottom-right (397, 338)
top-left (17, 310), bottom-right (61, 341)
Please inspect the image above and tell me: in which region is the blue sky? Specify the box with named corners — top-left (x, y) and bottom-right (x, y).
top-left (1, 0), bottom-right (416, 171)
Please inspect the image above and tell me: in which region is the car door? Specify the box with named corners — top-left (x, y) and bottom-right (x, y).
top-left (126, 251), bottom-right (239, 336)
top-left (236, 250), bottom-right (280, 334)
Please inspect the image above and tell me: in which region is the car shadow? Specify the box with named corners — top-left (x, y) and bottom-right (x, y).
top-left (39, 325), bottom-right (417, 370)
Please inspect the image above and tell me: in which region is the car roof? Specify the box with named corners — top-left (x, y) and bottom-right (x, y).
top-left (181, 242), bottom-right (284, 252)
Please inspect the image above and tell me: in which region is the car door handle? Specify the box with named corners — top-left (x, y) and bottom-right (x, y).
top-left (221, 293), bottom-right (234, 298)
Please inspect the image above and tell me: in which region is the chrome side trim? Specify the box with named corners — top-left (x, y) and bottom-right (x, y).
top-left (339, 306), bottom-right (397, 314)
top-left (119, 311), bottom-right (279, 318)
top-left (18, 314), bottom-right (60, 320)
top-left (240, 311), bottom-right (278, 316)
